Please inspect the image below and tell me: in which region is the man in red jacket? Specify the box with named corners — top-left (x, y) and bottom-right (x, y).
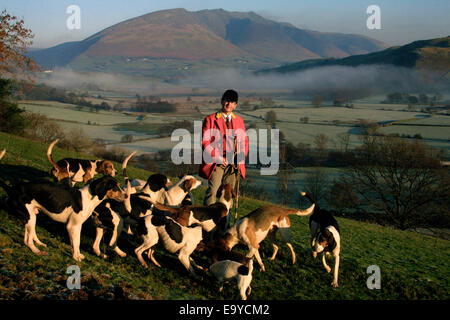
top-left (199, 89), bottom-right (249, 207)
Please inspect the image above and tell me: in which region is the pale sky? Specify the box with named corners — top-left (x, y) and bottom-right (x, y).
top-left (2, 0), bottom-right (449, 49)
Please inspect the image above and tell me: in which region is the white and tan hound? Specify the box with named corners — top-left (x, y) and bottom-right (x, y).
top-left (219, 203), bottom-right (315, 271)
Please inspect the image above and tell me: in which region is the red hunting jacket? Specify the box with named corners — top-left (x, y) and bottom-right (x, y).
top-left (199, 112), bottom-right (249, 180)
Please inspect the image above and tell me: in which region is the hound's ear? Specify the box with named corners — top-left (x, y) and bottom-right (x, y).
top-left (183, 179), bottom-right (195, 192)
top-left (97, 161), bottom-right (106, 174)
top-left (90, 178), bottom-right (107, 199)
top-left (90, 177), bottom-right (116, 200)
top-left (324, 230), bottom-right (336, 247)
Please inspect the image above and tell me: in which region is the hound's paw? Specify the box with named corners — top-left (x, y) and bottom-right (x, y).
top-left (331, 281), bottom-right (339, 288)
top-left (73, 254), bottom-right (85, 261)
top-left (325, 266), bottom-right (331, 273)
top-left (312, 252), bottom-right (317, 259)
top-left (114, 249), bottom-right (126, 258)
top-left (38, 251), bottom-right (48, 256)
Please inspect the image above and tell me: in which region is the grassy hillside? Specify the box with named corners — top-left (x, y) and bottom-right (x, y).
top-left (0, 131), bottom-right (449, 300)
top-left (260, 36), bottom-right (450, 74)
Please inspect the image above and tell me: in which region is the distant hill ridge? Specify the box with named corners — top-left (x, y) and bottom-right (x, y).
top-left (258, 36), bottom-right (450, 75)
top-left (30, 8), bottom-right (388, 75)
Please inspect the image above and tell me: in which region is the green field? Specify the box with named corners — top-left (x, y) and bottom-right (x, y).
top-left (0, 132), bottom-right (448, 300)
top-left (19, 94), bottom-right (450, 156)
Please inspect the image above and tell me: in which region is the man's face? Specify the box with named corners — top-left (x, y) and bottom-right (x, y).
top-left (221, 100), bottom-right (237, 114)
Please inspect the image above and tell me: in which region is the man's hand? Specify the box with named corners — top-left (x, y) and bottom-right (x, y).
top-left (222, 157), bottom-right (228, 166)
top-left (215, 156), bottom-right (228, 166)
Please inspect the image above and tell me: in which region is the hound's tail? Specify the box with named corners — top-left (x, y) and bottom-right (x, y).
top-left (122, 151), bottom-right (136, 184)
top-left (300, 191), bottom-right (315, 204)
top-left (47, 139), bottom-right (68, 179)
top-left (281, 193), bottom-right (315, 216)
top-left (0, 150), bottom-right (13, 196)
top-left (122, 151), bottom-right (136, 212)
top-left (292, 202), bottom-right (315, 216)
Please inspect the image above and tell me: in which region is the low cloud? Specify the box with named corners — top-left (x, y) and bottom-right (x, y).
top-left (39, 65), bottom-right (448, 98)
top-left (180, 64), bottom-right (448, 97)
top-left (38, 68), bottom-right (156, 93)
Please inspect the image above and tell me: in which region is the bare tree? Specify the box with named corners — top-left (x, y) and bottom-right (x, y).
top-left (265, 110), bottom-right (277, 127)
top-left (336, 132), bottom-right (350, 153)
top-left (312, 95), bottom-right (322, 108)
top-left (277, 145), bottom-right (292, 205)
top-left (304, 168), bottom-right (329, 204)
top-left (339, 135), bottom-right (449, 229)
top-left (313, 133), bottom-right (328, 165)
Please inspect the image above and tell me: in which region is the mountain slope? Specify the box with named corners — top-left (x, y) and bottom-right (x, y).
top-left (259, 36), bottom-right (450, 74)
top-left (30, 8), bottom-right (387, 78)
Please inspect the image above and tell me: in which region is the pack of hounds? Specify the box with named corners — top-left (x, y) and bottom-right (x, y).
top-left (0, 140), bottom-right (341, 300)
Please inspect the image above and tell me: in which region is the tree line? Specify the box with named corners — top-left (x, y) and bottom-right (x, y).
top-left (133, 95), bottom-right (177, 113)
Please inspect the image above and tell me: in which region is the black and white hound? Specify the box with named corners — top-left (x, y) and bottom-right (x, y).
top-left (91, 151), bottom-right (205, 259)
top-left (0, 149), bottom-right (126, 261)
top-left (210, 259), bottom-right (254, 300)
top-left (47, 139), bottom-right (117, 186)
top-left (135, 214), bottom-right (203, 279)
top-left (91, 177), bottom-right (169, 259)
top-left (146, 184), bottom-right (235, 242)
top-left (301, 192), bottom-right (341, 287)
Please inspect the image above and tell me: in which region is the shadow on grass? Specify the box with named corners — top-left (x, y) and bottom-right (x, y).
top-left (0, 164), bottom-right (51, 183)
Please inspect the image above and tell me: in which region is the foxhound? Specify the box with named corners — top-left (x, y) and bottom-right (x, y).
top-left (47, 139), bottom-right (117, 186)
top-left (91, 152), bottom-right (171, 258)
top-left (145, 184), bottom-right (235, 238)
top-left (302, 192), bottom-right (341, 287)
top-left (210, 259), bottom-right (254, 300)
top-left (219, 202), bottom-right (315, 271)
top-left (0, 149), bottom-right (126, 261)
top-left (135, 214), bottom-right (203, 279)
